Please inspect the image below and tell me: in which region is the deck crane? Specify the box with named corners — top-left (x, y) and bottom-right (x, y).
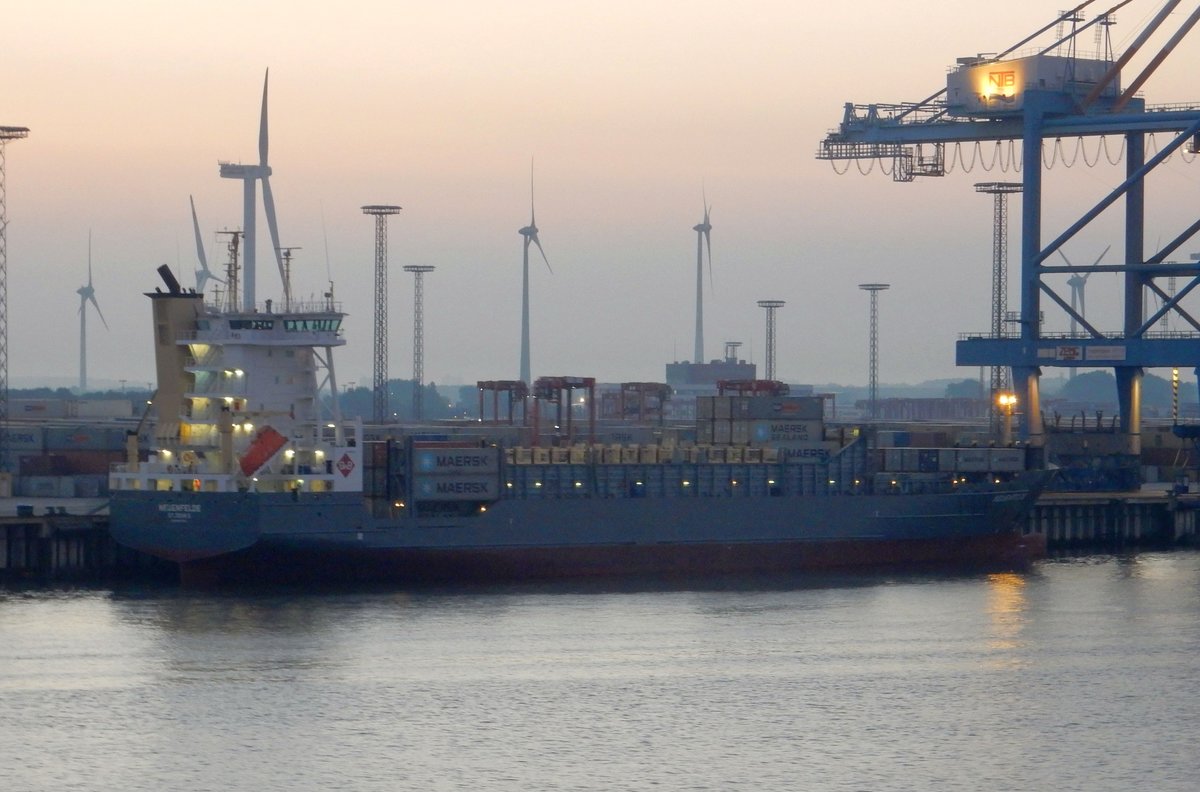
top-left (817, 1), bottom-right (1200, 453)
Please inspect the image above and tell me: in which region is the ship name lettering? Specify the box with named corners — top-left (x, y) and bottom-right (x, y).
top-left (159, 504), bottom-right (202, 514)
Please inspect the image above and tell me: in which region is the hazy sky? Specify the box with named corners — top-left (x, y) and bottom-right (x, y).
top-left (3, 0), bottom-right (1200, 390)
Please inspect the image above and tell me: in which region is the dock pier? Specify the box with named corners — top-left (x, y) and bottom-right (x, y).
top-left (1, 499), bottom-right (172, 584)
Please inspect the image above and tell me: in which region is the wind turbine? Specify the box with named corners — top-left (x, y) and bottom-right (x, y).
top-left (518, 162), bottom-right (551, 384)
top-left (219, 69), bottom-right (285, 311)
top-left (190, 194), bottom-right (223, 296)
top-left (1060, 244), bottom-right (1109, 336)
top-left (77, 232), bottom-right (108, 392)
top-left (692, 193), bottom-right (712, 363)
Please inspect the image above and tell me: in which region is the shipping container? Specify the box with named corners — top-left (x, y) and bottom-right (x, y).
top-left (743, 396), bottom-right (823, 421)
top-left (730, 421), bottom-right (750, 445)
top-left (412, 447), bottom-right (500, 474)
top-left (19, 454), bottom-right (70, 476)
top-left (17, 476), bottom-right (76, 498)
top-left (70, 400), bottom-right (135, 419)
top-left (713, 421), bottom-right (732, 445)
top-left (2, 425), bottom-right (45, 451)
top-left (712, 396), bottom-right (732, 420)
top-left (696, 421), bottom-right (714, 445)
top-left (956, 449), bottom-right (990, 472)
top-left (696, 396), bottom-right (714, 420)
top-left (12, 400), bottom-right (68, 419)
top-left (989, 448), bottom-right (1026, 472)
top-left (413, 474), bottom-right (499, 501)
top-left (747, 420), bottom-right (823, 445)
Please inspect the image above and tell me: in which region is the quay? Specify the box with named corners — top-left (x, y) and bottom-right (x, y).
top-left (2, 490), bottom-right (1197, 585)
top-left (0, 498), bottom-right (171, 584)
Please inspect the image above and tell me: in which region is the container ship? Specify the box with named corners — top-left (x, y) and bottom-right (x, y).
top-left (107, 263), bottom-right (1048, 586)
top-left (107, 75), bottom-right (1047, 585)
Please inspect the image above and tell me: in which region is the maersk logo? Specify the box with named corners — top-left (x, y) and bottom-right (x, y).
top-left (419, 480), bottom-right (492, 496)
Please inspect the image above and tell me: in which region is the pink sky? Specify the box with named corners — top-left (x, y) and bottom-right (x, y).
top-left (3, 0), bottom-right (1200, 390)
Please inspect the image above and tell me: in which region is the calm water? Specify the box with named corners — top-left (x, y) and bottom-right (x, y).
top-left (2, 553), bottom-right (1199, 792)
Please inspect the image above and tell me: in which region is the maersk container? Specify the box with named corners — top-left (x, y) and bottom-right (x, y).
top-left (990, 448), bottom-right (1026, 472)
top-left (956, 449), bottom-right (990, 472)
top-left (747, 420), bottom-right (823, 445)
top-left (2, 426), bottom-right (44, 452)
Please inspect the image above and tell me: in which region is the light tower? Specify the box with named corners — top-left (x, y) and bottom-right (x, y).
top-left (975, 182), bottom-right (1022, 411)
top-left (362, 204), bottom-right (401, 424)
top-left (1, 124), bottom-right (29, 474)
top-left (859, 283), bottom-right (889, 421)
top-left (757, 300), bottom-right (786, 381)
top-left (403, 265), bottom-right (434, 421)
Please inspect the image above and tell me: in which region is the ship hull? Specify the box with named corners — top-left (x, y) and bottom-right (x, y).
top-left (110, 479), bottom-right (1047, 586)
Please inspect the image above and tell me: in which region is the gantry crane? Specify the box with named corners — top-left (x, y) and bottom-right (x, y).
top-left (817, 1), bottom-right (1200, 454)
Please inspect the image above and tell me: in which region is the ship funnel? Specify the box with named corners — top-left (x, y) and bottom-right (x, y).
top-left (157, 264), bottom-right (183, 295)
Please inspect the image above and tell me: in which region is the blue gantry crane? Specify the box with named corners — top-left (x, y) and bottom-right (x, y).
top-left (818, 1), bottom-right (1200, 454)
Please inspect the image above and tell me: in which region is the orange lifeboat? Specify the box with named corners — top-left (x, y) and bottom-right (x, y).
top-left (239, 426), bottom-right (288, 476)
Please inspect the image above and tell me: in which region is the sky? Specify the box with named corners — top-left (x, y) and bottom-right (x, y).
top-left (3, 0), bottom-right (1200, 391)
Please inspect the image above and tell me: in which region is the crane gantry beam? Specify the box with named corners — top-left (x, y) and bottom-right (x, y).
top-left (816, 3), bottom-right (1200, 448)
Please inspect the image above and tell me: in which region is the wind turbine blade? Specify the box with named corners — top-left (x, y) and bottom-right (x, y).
top-left (1057, 249), bottom-right (1073, 266)
top-left (190, 195), bottom-right (209, 272)
top-left (90, 295), bottom-right (109, 330)
top-left (262, 175), bottom-right (286, 284)
top-left (1091, 244), bottom-right (1111, 267)
top-left (259, 69), bottom-right (270, 166)
top-left (529, 157), bottom-right (537, 225)
top-left (533, 236), bottom-right (552, 274)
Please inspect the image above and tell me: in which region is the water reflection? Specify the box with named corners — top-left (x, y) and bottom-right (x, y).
top-left (985, 572), bottom-right (1029, 667)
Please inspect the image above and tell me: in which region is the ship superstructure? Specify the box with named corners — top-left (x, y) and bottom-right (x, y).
top-left (113, 264), bottom-right (361, 499)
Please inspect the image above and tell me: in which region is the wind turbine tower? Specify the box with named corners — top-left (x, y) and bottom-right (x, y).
top-left (859, 283), bottom-right (889, 421)
top-left (219, 70), bottom-right (285, 312)
top-left (975, 182), bottom-right (1022, 403)
top-left (1060, 245), bottom-right (1109, 379)
top-left (404, 265), bottom-right (435, 421)
top-left (0, 124), bottom-right (29, 472)
top-left (692, 198), bottom-right (713, 363)
top-left (757, 300), bottom-right (786, 381)
top-left (363, 204), bottom-right (401, 424)
top-left (518, 168), bottom-right (551, 384)
top-left (77, 233), bottom-right (109, 392)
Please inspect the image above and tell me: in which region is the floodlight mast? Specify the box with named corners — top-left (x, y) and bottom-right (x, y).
top-left (0, 125), bottom-right (29, 474)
